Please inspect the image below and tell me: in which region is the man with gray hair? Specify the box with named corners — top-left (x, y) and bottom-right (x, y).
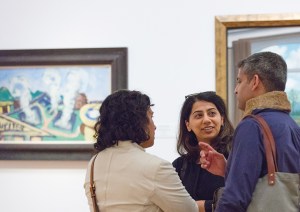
top-left (199, 51), bottom-right (300, 211)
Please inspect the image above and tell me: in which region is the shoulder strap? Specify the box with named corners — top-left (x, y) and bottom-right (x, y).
top-left (247, 114), bottom-right (278, 185)
top-left (90, 153), bottom-right (100, 212)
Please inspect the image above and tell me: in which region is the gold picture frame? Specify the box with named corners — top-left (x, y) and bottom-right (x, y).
top-left (215, 13), bottom-right (300, 106)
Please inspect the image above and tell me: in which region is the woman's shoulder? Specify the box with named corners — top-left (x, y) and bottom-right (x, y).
top-left (172, 156), bottom-right (184, 166)
top-left (172, 156), bottom-right (192, 171)
top-left (142, 151), bottom-right (173, 167)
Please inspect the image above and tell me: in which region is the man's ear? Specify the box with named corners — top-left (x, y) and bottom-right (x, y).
top-left (251, 74), bottom-right (260, 91)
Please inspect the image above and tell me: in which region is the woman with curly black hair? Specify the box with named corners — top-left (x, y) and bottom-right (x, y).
top-left (172, 91), bottom-right (234, 212)
top-left (84, 90), bottom-right (200, 212)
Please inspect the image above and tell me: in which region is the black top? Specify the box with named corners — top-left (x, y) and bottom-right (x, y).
top-left (172, 156), bottom-right (225, 212)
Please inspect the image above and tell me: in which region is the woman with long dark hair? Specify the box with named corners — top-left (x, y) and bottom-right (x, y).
top-left (173, 91), bottom-right (234, 212)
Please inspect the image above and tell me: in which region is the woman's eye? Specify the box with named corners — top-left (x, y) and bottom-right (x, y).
top-left (208, 111), bottom-right (216, 116)
top-left (194, 114), bottom-right (202, 118)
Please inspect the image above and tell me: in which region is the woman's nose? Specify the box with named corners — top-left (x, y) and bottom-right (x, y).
top-left (202, 114), bottom-right (211, 123)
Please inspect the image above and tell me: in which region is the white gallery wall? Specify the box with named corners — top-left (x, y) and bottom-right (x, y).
top-left (0, 0), bottom-right (299, 211)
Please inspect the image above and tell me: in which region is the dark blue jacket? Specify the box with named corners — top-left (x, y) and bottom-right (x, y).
top-left (216, 109), bottom-right (300, 211)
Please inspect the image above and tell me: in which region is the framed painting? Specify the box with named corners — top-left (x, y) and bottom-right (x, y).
top-left (0, 48), bottom-right (128, 160)
top-left (215, 13), bottom-right (300, 126)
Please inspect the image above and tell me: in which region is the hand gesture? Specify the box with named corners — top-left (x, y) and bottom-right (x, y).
top-left (198, 142), bottom-right (227, 177)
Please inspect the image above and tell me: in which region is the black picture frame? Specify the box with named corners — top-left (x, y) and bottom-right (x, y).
top-left (0, 48), bottom-right (128, 160)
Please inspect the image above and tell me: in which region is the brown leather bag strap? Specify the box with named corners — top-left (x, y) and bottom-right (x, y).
top-left (247, 114), bottom-right (278, 185)
top-left (90, 153), bottom-right (100, 212)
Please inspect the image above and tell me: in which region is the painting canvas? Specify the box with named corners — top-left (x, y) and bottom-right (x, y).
top-left (0, 48), bottom-right (127, 160)
top-left (0, 65), bottom-right (110, 142)
top-left (286, 72), bottom-right (300, 124)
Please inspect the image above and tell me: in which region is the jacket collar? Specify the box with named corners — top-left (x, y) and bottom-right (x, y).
top-left (116, 140), bottom-right (145, 152)
top-left (243, 91), bottom-right (291, 117)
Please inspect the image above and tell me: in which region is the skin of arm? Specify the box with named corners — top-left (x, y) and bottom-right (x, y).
top-left (196, 200), bottom-right (205, 212)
